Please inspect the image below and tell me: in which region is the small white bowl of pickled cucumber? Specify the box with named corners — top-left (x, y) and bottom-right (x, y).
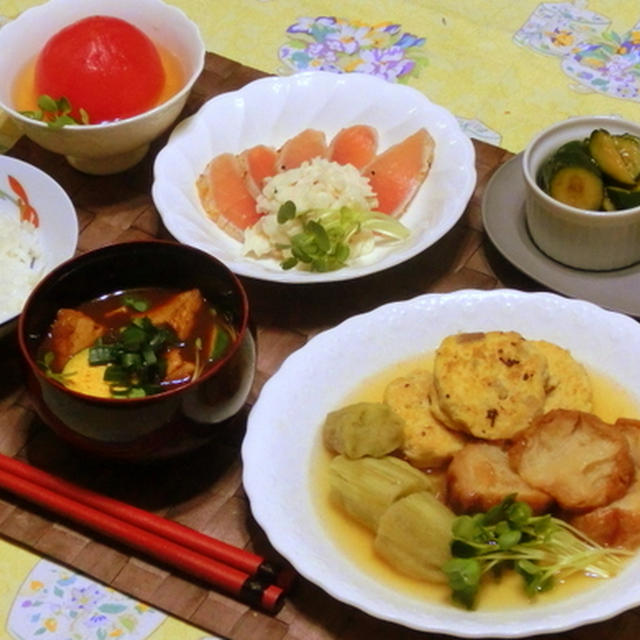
top-left (522, 115), bottom-right (640, 271)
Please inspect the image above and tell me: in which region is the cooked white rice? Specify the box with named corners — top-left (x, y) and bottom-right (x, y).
top-left (0, 208), bottom-right (44, 323)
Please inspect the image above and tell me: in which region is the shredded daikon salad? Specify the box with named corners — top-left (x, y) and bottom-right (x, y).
top-left (242, 158), bottom-right (409, 272)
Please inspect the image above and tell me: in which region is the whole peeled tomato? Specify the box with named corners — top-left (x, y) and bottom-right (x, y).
top-left (34, 15), bottom-right (166, 124)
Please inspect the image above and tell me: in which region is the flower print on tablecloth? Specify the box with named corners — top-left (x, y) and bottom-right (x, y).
top-left (456, 117), bottom-right (502, 147)
top-left (277, 16), bottom-right (428, 83)
top-left (276, 17), bottom-right (499, 147)
top-left (515, 2), bottom-right (640, 102)
top-left (513, 1), bottom-right (610, 57)
top-left (562, 23), bottom-right (640, 100)
top-left (7, 559), bottom-right (166, 639)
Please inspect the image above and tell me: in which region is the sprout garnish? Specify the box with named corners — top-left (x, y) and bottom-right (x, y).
top-left (20, 95), bottom-right (89, 129)
top-left (442, 494), bottom-right (631, 609)
top-left (275, 200), bottom-right (409, 272)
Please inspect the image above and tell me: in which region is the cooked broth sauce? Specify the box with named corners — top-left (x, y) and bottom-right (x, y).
top-left (311, 354), bottom-right (639, 610)
top-left (38, 287), bottom-right (235, 399)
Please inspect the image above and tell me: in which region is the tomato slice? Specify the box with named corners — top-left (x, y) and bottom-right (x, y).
top-left (35, 15), bottom-right (165, 124)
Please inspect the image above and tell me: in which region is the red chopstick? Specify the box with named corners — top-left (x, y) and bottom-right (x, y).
top-left (0, 454), bottom-right (292, 589)
top-left (0, 454), bottom-right (290, 612)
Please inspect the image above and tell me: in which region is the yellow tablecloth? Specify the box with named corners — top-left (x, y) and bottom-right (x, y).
top-left (0, 0), bottom-right (639, 637)
top-left (170, 0), bottom-right (639, 152)
top-left (0, 543), bottom-right (219, 639)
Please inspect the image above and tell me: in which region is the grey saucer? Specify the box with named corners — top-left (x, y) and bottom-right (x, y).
top-left (482, 154), bottom-right (640, 318)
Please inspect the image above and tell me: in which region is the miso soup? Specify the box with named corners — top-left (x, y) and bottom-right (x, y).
top-left (38, 287), bottom-right (236, 398)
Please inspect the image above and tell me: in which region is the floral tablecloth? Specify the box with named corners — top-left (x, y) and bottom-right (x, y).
top-left (0, 543), bottom-right (220, 639)
top-left (0, 0), bottom-right (639, 638)
top-left (179, 0), bottom-right (639, 152)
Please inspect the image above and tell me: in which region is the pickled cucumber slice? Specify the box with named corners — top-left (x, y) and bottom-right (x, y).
top-left (606, 186), bottom-right (640, 210)
top-left (589, 129), bottom-right (640, 185)
top-left (548, 166), bottom-right (604, 210)
top-left (615, 134), bottom-right (640, 179)
top-left (537, 140), bottom-right (604, 210)
top-left (374, 491), bottom-right (455, 583)
top-left (328, 455), bottom-right (434, 531)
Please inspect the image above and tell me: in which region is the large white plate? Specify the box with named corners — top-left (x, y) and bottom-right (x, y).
top-left (242, 289), bottom-right (640, 637)
top-left (152, 71), bottom-right (476, 283)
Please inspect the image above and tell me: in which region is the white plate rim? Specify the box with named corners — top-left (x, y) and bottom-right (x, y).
top-left (242, 288), bottom-right (640, 637)
top-left (0, 155), bottom-right (78, 332)
top-left (152, 71), bottom-right (476, 283)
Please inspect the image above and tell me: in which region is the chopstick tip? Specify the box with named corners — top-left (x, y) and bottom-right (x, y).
top-left (261, 583), bottom-right (286, 613)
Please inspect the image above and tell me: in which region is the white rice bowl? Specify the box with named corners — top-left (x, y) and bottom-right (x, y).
top-left (0, 156), bottom-right (77, 338)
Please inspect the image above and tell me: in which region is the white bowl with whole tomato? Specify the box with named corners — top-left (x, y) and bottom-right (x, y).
top-left (0, 0), bottom-right (204, 175)
top-left (522, 115), bottom-right (640, 271)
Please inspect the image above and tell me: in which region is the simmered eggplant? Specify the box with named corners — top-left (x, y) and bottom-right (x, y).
top-left (323, 401), bottom-right (405, 459)
top-left (374, 491), bottom-right (455, 583)
top-left (328, 455), bottom-right (435, 530)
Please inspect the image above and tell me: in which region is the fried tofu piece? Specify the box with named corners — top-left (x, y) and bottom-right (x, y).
top-left (49, 308), bottom-right (107, 371)
top-left (142, 289), bottom-right (204, 340)
top-left (571, 479), bottom-right (640, 549)
top-left (446, 442), bottom-right (553, 514)
top-left (509, 409), bottom-right (634, 512)
top-left (571, 418), bottom-right (640, 549)
top-left (530, 340), bottom-right (593, 413)
top-left (384, 369), bottom-right (466, 468)
top-left (432, 331), bottom-right (549, 440)
top-left (616, 418), bottom-right (640, 463)
top-left (164, 348), bottom-right (196, 382)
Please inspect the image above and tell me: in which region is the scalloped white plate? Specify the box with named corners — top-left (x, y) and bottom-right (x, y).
top-left (0, 156), bottom-right (77, 337)
top-left (152, 71), bottom-right (476, 283)
top-left (242, 289), bottom-right (640, 637)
